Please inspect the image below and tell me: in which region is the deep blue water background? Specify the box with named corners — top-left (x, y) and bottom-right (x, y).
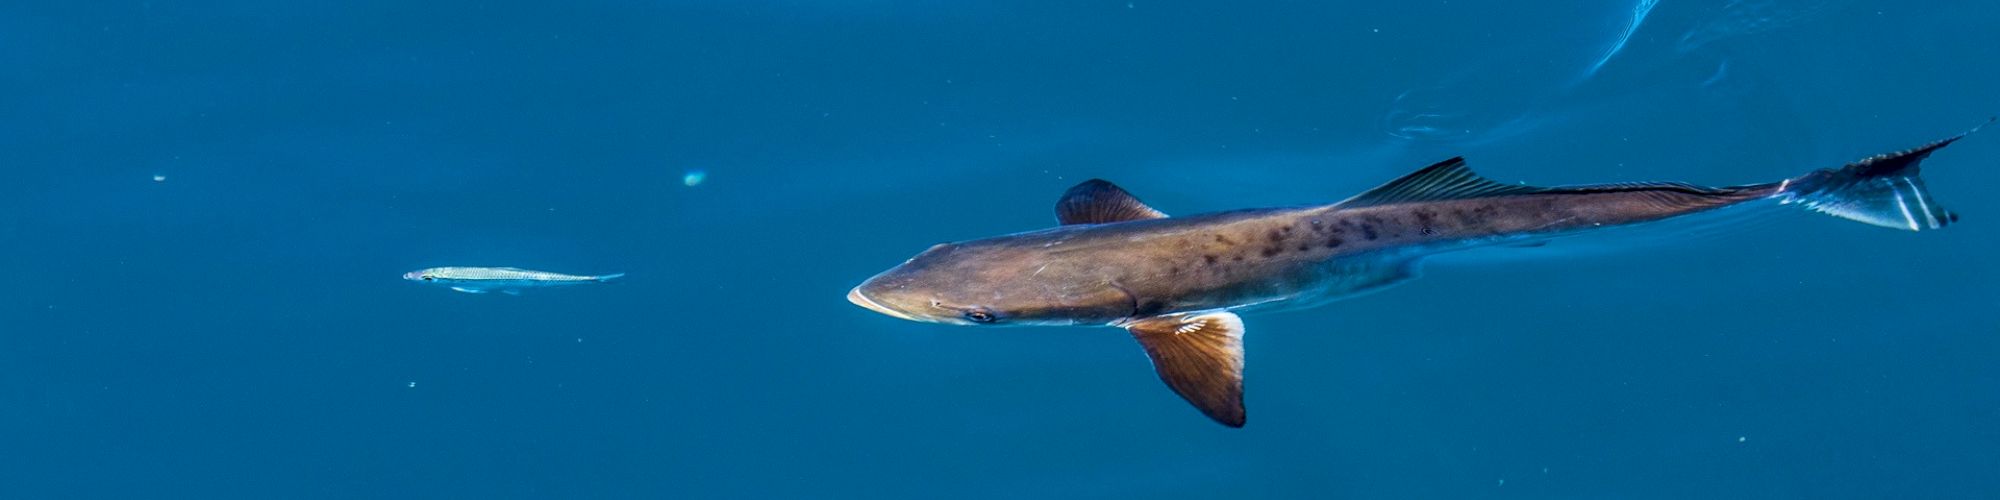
top-left (5, 1), bottom-right (1998, 498)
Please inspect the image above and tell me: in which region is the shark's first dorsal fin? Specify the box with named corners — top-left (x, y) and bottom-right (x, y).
top-left (1056, 179), bottom-right (1169, 225)
top-left (1337, 157), bottom-right (1542, 207)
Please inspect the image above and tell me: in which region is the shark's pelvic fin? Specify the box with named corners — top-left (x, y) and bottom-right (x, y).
top-left (1124, 311), bottom-right (1246, 427)
top-left (1056, 179), bottom-right (1169, 225)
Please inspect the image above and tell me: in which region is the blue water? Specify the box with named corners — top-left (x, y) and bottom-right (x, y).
top-left (5, 1), bottom-right (1997, 498)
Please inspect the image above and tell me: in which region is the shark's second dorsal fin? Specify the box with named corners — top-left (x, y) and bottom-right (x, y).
top-left (1056, 179), bottom-right (1169, 225)
top-left (1337, 157), bottom-right (1543, 207)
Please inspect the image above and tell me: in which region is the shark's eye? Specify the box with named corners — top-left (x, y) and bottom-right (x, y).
top-left (963, 309), bottom-right (997, 323)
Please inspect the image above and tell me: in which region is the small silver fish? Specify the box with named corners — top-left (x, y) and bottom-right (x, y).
top-left (403, 266), bottom-right (625, 295)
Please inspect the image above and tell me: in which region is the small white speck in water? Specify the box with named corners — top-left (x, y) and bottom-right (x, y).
top-left (1738, 436), bottom-right (1747, 443)
top-left (407, 382), bottom-right (416, 388)
top-left (152, 174), bottom-right (167, 182)
top-left (683, 169), bottom-right (707, 187)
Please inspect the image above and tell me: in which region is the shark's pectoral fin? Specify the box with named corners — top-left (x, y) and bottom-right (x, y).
top-left (1124, 311), bottom-right (1246, 427)
top-left (1055, 179), bottom-right (1169, 225)
top-left (450, 287), bottom-right (487, 294)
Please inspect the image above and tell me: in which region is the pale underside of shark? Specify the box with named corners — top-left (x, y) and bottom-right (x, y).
top-left (848, 129), bottom-right (1974, 427)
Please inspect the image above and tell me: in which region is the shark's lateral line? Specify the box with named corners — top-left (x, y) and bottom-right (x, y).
top-left (848, 130), bottom-right (1975, 427)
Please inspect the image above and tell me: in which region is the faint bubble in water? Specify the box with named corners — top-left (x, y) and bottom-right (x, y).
top-left (152, 174), bottom-right (167, 182)
top-left (682, 169), bottom-right (707, 187)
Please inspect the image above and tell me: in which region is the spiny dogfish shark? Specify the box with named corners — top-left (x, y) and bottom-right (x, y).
top-left (849, 126), bottom-right (1981, 427)
top-left (404, 267), bottom-right (624, 295)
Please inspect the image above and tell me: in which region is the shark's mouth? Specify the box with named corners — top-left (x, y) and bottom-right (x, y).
top-left (847, 287), bottom-right (917, 321)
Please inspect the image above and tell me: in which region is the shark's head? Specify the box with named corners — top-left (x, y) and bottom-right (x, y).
top-left (848, 239), bottom-right (1135, 327)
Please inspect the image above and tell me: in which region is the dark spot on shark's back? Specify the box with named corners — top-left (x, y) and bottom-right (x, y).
top-left (1266, 229), bottom-right (1283, 243)
top-left (1260, 246), bottom-right (1282, 257)
top-left (1466, 204), bottom-right (1500, 225)
top-left (1413, 209), bottom-right (1440, 234)
top-left (1362, 215), bottom-right (1395, 237)
top-left (1324, 235), bottom-right (1343, 248)
top-left (1203, 254), bottom-right (1219, 265)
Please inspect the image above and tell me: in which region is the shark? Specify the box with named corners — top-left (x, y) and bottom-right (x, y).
top-left (846, 129), bottom-right (1977, 427)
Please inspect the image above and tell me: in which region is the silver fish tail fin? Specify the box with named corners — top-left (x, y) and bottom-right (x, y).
top-left (1775, 123), bottom-right (1984, 231)
top-left (594, 272), bottom-right (627, 282)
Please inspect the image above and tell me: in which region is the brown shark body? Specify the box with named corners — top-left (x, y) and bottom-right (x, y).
top-left (848, 131), bottom-right (1972, 427)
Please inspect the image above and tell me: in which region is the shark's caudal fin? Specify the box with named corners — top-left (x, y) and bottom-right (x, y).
top-left (1776, 125), bottom-right (1982, 231)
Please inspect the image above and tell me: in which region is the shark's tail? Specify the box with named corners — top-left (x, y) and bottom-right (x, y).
top-left (595, 273), bottom-right (627, 282)
top-left (1775, 124), bottom-right (1984, 231)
